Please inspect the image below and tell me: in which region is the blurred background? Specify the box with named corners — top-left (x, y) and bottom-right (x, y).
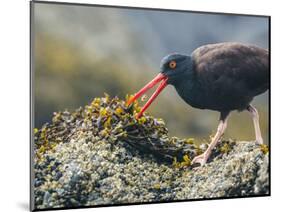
top-left (33, 2), bottom-right (269, 143)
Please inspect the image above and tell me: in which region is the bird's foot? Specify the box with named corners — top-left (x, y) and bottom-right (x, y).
top-left (191, 152), bottom-right (210, 166)
top-left (255, 137), bottom-right (264, 145)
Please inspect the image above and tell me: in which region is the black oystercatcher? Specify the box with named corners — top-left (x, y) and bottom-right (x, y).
top-left (127, 42), bottom-right (269, 166)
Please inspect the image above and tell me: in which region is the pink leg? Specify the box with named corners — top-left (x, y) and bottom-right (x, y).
top-left (247, 105), bottom-right (263, 144)
top-left (192, 112), bottom-right (229, 166)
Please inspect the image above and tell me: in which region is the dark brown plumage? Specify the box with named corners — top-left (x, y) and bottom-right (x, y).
top-left (173, 42), bottom-right (269, 112)
top-left (193, 43), bottom-right (268, 107)
top-left (128, 42), bottom-right (269, 166)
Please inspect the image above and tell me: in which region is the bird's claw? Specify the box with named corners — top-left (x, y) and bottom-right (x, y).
top-left (255, 138), bottom-right (263, 145)
top-left (191, 153), bottom-right (209, 166)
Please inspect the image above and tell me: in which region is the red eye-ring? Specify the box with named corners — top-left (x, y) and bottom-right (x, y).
top-left (169, 60), bottom-right (177, 69)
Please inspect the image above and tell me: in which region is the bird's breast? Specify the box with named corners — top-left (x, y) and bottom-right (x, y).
top-left (173, 79), bottom-right (252, 112)
top-left (174, 80), bottom-right (207, 110)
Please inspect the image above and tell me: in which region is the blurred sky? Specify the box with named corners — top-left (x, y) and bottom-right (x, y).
top-left (35, 3), bottom-right (268, 69)
top-left (33, 2), bottom-right (269, 143)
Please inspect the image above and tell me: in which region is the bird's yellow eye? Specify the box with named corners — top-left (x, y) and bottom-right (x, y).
top-left (169, 60), bottom-right (177, 69)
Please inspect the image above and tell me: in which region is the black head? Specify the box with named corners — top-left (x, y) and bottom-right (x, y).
top-left (160, 53), bottom-right (193, 85)
top-left (127, 53), bottom-right (193, 118)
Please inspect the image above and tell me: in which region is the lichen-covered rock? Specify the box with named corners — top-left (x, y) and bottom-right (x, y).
top-left (33, 95), bottom-right (269, 210)
top-left (174, 142), bottom-right (269, 199)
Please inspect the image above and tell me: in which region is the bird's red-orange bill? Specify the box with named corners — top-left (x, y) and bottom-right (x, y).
top-left (127, 73), bottom-right (168, 119)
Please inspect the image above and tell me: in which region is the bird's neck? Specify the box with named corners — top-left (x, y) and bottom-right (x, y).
top-left (174, 71), bottom-right (197, 92)
top-left (172, 71), bottom-right (202, 106)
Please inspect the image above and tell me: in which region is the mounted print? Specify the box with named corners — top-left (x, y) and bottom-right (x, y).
top-left (30, 1), bottom-right (270, 211)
